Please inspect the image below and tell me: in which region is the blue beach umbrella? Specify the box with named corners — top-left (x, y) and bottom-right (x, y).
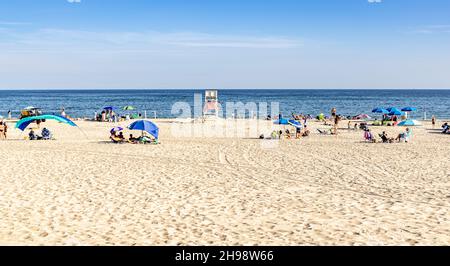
top-left (128, 120), bottom-right (159, 139)
top-left (397, 119), bottom-right (421, 127)
top-left (388, 108), bottom-right (403, 116)
top-left (103, 106), bottom-right (116, 111)
top-left (372, 108), bottom-right (389, 114)
top-left (401, 107), bottom-right (417, 112)
top-left (15, 115), bottom-right (77, 131)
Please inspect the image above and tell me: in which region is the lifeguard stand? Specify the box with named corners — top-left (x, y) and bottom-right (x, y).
top-left (203, 90), bottom-right (219, 118)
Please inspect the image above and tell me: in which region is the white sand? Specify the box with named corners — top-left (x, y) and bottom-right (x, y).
top-left (0, 119), bottom-right (449, 245)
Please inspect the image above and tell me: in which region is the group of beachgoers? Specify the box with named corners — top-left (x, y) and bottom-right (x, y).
top-left (110, 131), bottom-right (157, 144)
top-left (262, 126), bottom-right (311, 140)
top-left (28, 128), bottom-right (52, 140)
top-left (363, 128), bottom-right (412, 143)
top-left (95, 109), bottom-right (143, 123)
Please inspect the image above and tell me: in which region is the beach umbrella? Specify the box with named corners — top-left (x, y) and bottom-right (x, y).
top-left (122, 106), bottom-right (135, 111)
top-left (128, 120), bottom-right (159, 139)
top-left (103, 106), bottom-right (116, 111)
top-left (388, 108), bottom-right (403, 116)
top-left (110, 126), bottom-right (124, 133)
top-left (386, 107), bottom-right (395, 112)
top-left (401, 107), bottom-right (417, 119)
top-left (372, 108), bottom-right (389, 114)
top-left (15, 115), bottom-right (77, 131)
top-left (401, 107), bottom-right (417, 112)
top-left (397, 119), bottom-right (421, 127)
top-left (355, 114), bottom-right (372, 120)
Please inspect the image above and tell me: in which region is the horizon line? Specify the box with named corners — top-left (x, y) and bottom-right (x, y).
top-left (1, 88), bottom-right (450, 91)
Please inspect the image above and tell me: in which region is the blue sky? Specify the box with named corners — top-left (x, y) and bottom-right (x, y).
top-left (1, 0), bottom-right (450, 89)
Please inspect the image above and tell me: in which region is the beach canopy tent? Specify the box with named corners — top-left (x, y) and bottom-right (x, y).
top-left (15, 115), bottom-right (77, 131)
top-left (401, 107), bottom-right (417, 112)
top-left (372, 108), bottom-right (389, 114)
top-left (123, 106), bottom-right (135, 111)
top-left (274, 118), bottom-right (303, 128)
top-left (397, 119), bottom-right (421, 127)
top-left (128, 120), bottom-right (159, 139)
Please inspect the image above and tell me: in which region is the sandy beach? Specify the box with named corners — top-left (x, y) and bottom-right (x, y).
top-left (0, 119), bottom-right (449, 246)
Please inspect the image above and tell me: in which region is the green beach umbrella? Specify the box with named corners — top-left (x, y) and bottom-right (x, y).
top-left (123, 106), bottom-right (135, 111)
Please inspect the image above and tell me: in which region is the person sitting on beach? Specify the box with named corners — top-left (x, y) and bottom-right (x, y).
top-left (295, 126), bottom-right (302, 139)
top-left (118, 132), bottom-right (125, 140)
top-left (271, 130), bottom-right (278, 139)
top-left (278, 130), bottom-right (283, 139)
top-left (442, 123), bottom-right (449, 134)
top-left (364, 129), bottom-right (376, 143)
top-left (129, 134), bottom-right (139, 143)
top-left (110, 131), bottom-right (124, 143)
top-left (396, 128), bottom-right (412, 143)
top-left (379, 131), bottom-right (394, 143)
top-left (285, 129), bottom-right (291, 139)
top-left (29, 129), bottom-right (38, 140)
top-left (302, 126), bottom-right (311, 137)
top-left (41, 128), bottom-right (52, 140)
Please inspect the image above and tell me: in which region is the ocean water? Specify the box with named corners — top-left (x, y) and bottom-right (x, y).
top-left (0, 89), bottom-right (449, 119)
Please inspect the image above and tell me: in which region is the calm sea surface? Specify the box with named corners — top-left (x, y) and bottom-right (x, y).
top-left (0, 89), bottom-right (449, 119)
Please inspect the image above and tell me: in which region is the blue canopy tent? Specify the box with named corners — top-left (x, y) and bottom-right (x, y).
top-left (398, 119), bottom-right (421, 127)
top-left (128, 120), bottom-right (159, 139)
top-left (15, 115), bottom-right (77, 131)
top-left (274, 118), bottom-right (302, 129)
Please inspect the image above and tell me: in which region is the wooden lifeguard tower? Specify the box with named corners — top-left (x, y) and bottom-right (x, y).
top-left (203, 90), bottom-right (219, 118)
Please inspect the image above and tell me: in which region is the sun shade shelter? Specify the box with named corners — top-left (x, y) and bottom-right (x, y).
top-left (388, 108), bottom-right (403, 116)
top-left (401, 107), bottom-right (417, 112)
top-left (397, 119), bottom-right (421, 127)
top-left (355, 114), bottom-right (372, 120)
top-left (274, 118), bottom-right (302, 128)
top-left (372, 108), bottom-right (389, 114)
top-left (123, 106), bottom-right (135, 111)
top-left (15, 115), bottom-right (78, 131)
top-left (128, 120), bottom-right (159, 139)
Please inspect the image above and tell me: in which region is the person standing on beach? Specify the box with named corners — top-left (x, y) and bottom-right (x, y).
top-left (432, 115), bottom-right (436, 128)
top-left (331, 107), bottom-right (336, 118)
top-left (0, 121), bottom-right (4, 140)
top-left (7, 110), bottom-right (11, 120)
top-left (61, 107), bottom-right (66, 118)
